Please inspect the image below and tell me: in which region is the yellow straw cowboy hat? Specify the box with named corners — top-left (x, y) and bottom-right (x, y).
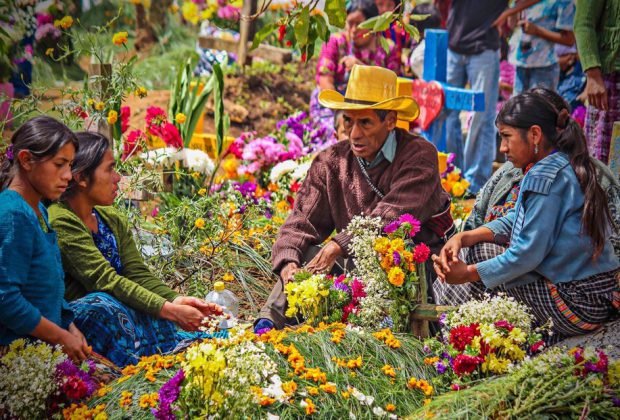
top-left (318, 65), bottom-right (419, 121)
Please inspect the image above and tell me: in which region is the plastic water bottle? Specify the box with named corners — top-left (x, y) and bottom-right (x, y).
top-left (205, 281), bottom-right (239, 329)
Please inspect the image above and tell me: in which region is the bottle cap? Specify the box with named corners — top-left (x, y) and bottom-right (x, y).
top-left (214, 281), bottom-right (225, 292)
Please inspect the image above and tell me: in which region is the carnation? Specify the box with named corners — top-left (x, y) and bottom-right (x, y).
top-left (412, 243), bottom-right (430, 263)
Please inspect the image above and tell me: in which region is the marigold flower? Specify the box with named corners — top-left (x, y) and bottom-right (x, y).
top-left (112, 31), bottom-right (129, 46)
top-left (94, 102), bottom-right (105, 111)
top-left (194, 218), bottom-right (205, 229)
top-left (300, 398), bottom-right (316, 415)
top-left (282, 380), bottom-right (297, 395)
top-left (381, 364), bottom-right (396, 377)
top-left (107, 110), bottom-right (118, 125)
top-left (54, 16), bottom-right (73, 29)
top-left (307, 386), bottom-right (319, 396)
top-left (341, 390), bottom-right (350, 399)
top-left (45, 47), bottom-right (54, 56)
top-left (319, 382), bottom-right (337, 394)
top-left (259, 396), bottom-right (276, 406)
top-left (222, 272), bottom-right (234, 282)
top-left (134, 86), bottom-right (148, 98)
top-left (119, 390), bottom-right (133, 408)
top-left (197, 188), bottom-right (207, 196)
top-left (386, 403), bottom-right (396, 412)
top-left (330, 329), bottom-right (345, 344)
top-left (175, 113), bottom-right (187, 124)
top-left (387, 266), bottom-right (405, 287)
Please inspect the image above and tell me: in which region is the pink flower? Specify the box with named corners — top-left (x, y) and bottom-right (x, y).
top-left (217, 5), bottom-right (240, 20)
top-left (412, 243), bottom-right (430, 263)
top-left (151, 206), bottom-right (159, 217)
top-left (530, 340), bottom-right (545, 353)
top-left (123, 129), bottom-right (146, 160)
top-left (36, 13), bottom-right (54, 26)
top-left (161, 122), bottom-right (183, 148)
top-left (350, 278), bottom-right (366, 302)
top-left (493, 320), bottom-right (514, 331)
top-left (146, 106), bottom-right (168, 127)
top-left (120, 106), bottom-right (130, 134)
top-left (398, 214), bottom-right (421, 237)
top-left (452, 354), bottom-right (483, 376)
top-left (35, 23), bottom-right (61, 41)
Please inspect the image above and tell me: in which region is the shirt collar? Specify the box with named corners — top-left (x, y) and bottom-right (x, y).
top-left (364, 130), bottom-right (397, 169)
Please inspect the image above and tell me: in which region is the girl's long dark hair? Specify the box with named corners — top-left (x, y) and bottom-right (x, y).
top-left (62, 131), bottom-right (111, 199)
top-left (497, 92), bottom-right (611, 258)
top-left (0, 116), bottom-right (78, 190)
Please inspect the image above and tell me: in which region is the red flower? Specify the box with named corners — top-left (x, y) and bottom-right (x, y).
top-left (494, 320), bottom-right (514, 331)
top-left (286, 40), bottom-right (292, 47)
top-left (72, 106), bottom-right (88, 119)
top-left (120, 106), bottom-right (130, 134)
top-left (449, 324), bottom-right (479, 352)
top-left (145, 106), bottom-right (167, 127)
top-left (301, 52), bottom-right (307, 62)
top-left (290, 181), bottom-right (301, 193)
top-left (161, 122), bottom-right (183, 148)
top-left (123, 129), bottom-right (145, 160)
top-left (530, 340), bottom-right (545, 353)
top-left (286, 195), bottom-right (295, 207)
top-left (452, 354), bottom-right (483, 376)
top-left (412, 243), bottom-right (430, 263)
top-left (62, 376), bottom-right (89, 400)
top-left (278, 25), bottom-right (287, 42)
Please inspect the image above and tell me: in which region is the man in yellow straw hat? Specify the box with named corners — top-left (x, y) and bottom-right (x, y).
top-left (254, 65), bottom-right (453, 333)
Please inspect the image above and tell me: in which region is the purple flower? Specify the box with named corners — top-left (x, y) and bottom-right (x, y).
top-left (255, 327), bottom-right (272, 336)
top-left (264, 209), bottom-right (272, 219)
top-left (6, 144), bottom-right (13, 161)
top-left (152, 369), bottom-right (185, 420)
top-left (383, 221), bottom-right (400, 234)
top-left (612, 396), bottom-right (620, 407)
top-left (436, 362), bottom-right (447, 374)
top-left (423, 345), bottom-right (431, 353)
top-left (438, 312), bottom-right (447, 326)
top-left (392, 251), bottom-right (401, 266)
top-left (55, 360), bottom-right (98, 398)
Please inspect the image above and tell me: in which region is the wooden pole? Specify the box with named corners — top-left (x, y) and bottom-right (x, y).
top-left (87, 63), bottom-right (113, 141)
top-left (237, 0), bottom-right (258, 68)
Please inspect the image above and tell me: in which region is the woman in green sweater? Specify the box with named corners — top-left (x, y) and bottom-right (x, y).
top-left (49, 132), bottom-right (223, 367)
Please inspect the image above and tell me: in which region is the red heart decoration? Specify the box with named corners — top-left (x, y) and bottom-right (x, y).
top-left (411, 80), bottom-right (444, 131)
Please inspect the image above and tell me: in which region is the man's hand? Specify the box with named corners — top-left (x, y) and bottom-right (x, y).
top-left (585, 68), bottom-right (609, 111)
top-left (519, 20), bottom-right (540, 36)
top-left (281, 262), bottom-right (300, 284)
top-left (339, 55), bottom-right (364, 71)
top-left (173, 296), bottom-right (223, 318)
top-left (305, 241), bottom-right (343, 275)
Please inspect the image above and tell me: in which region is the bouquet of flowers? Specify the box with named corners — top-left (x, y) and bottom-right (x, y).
top-left (0, 339), bottom-right (100, 419)
top-left (347, 214), bottom-right (431, 332)
top-left (284, 272), bottom-right (366, 326)
top-left (422, 294), bottom-right (547, 389)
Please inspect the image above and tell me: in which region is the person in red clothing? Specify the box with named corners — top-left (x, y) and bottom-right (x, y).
top-left (254, 65), bottom-right (453, 332)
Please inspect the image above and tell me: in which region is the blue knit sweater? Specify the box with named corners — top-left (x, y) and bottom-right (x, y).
top-left (0, 190), bottom-right (73, 345)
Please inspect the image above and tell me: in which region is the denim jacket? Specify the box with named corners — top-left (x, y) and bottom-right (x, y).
top-left (476, 153), bottom-right (619, 289)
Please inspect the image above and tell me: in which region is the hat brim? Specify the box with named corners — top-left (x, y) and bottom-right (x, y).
top-left (318, 89), bottom-right (420, 122)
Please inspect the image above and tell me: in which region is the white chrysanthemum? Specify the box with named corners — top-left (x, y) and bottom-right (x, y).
top-left (178, 148), bottom-right (215, 174)
top-left (139, 147), bottom-right (182, 167)
top-left (291, 161), bottom-right (312, 180)
top-left (269, 160), bottom-right (298, 183)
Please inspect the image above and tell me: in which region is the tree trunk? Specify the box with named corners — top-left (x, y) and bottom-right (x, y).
top-left (150, 0), bottom-right (173, 31)
top-left (134, 4), bottom-right (157, 51)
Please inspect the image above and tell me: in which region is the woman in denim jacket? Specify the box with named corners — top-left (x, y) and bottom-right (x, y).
top-left (433, 92), bottom-right (619, 339)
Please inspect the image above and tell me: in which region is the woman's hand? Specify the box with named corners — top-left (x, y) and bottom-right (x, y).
top-left (58, 329), bottom-right (90, 363)
top-left (68, 322), bottom-right (88, 347)
top-left (437, 234), bottom-right (464, 274)
top-left (305, 241), bottom-right (343, 275)
top-left (585, 68), bottom-right (609, 111)
top-left (519, 20), bottom-right (540, 37)
top-left (432, 255), bottom-right (479, 285)
top-left (160, 302), bottom-right (205, 332)
top-left (173, 296), bottom-right (223, 318)
top-left (339, 55), bottom-right (364, 72)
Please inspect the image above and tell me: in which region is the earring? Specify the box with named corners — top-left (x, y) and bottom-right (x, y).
top-left (534, 144), bottom-right (539, 155)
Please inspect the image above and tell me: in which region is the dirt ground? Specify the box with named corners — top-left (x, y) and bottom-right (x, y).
top-left (124, 60), bottom-right (316, 138)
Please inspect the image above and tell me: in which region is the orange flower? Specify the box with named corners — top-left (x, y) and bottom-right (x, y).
top-left (346, 356), bottom-right (362, 369)
top-left (112, 31), bottom-right (129, 46)
top-left (301, 367), bottom-right (327, 384)
top-left (424, 357), bottom-right (440, 365)
top-left (301, 398), bottom-right (316, 415)
top-left (330, 329), bottom-right (345, 344)
top-left (381, 364), bottom-right (396, 378)
top-left (319, 382), bottom-right (337, 394)
top-left (307, 386), bottom-right (319, 396)
top-left (388, 266), bottom-right (405, 287)
top-left (259, 396), bottom-right (276, 406)
top-left (282, 380), bottom-right (298, 395)
top-left (386, 403), bottom-right (396, 412)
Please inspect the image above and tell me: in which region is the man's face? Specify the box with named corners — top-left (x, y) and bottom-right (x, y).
top-left (343, 109), bottom-right (396, 161)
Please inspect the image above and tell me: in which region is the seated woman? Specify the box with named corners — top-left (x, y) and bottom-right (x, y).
top-left (310, 0), bottom-right (400, 128)
top-left (49, 132), bottom-right (222, 367)
top-left (432, 92), bottom-right (620, 339)
top-left (0, 116), bottom-right (90, 362)
top-left (465, 87), bottom-right (620, 256)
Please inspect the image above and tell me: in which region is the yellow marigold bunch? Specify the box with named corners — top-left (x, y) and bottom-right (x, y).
top-left (138, 392), bottom-right (159, 409)
top-left (407, 377), bottom-right (434, 396)
top-left (381, 364), bottom-right (396, 378)
top-left (330, 329), bottom-right (345, 344)
top-left (119, 391), bottom-right (133, 408)
top-left (300, 398), bottom-right (316, 415)
top-left (373, 328), bottom-right (402, 349)
top-left (112, 31), bottom-right (129, 46)
top-left (319, 382), bottom-right (337, 394)
top-left (307, 386), bottom-right (319, 396)
top-left (282, 380), bottom-right (298, 395)
top-left (63, 403), bottom-right (107, 420)
top-left (54, 16), bottom-right (73, 29)
top-left (346, 356), bottom-right (362, 369)
top-left (107, 110), bottom-right (118, 124)
top-left (424, 356), bottom-right (440, 365)
top-left (301, 367), bottom-right (327, 384)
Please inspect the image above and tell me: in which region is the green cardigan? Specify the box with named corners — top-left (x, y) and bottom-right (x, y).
top-left (48, 203), bottom-right (179, 316)
top-left (574, 0), bottom-right (620, 73)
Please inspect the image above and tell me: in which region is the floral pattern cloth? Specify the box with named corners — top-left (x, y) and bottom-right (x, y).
top-left (91, 209), bottom-right (122, 274)
top-left (315, 32), bottom-right (401, 91)
top-left (509, 0), bottom-right (575, 68)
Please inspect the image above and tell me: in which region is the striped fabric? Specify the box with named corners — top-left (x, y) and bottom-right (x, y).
top-left (433, 242), bottom-right (620, 338)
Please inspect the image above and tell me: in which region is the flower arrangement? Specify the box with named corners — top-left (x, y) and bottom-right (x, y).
top-left (422, 294), bottom-right (547, 389)
top-left (284, 273), bottom-right (366, 325)
top-left (439, 153), bottom-right (470, 199)
top-left (0, 339), bottom-right (100, 419)
top-left (415, 346), bottom-right (620, 419)
top-left (347, 214), bottom-right (431, 332)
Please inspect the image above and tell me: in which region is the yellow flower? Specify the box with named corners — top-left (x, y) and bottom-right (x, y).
top-left (175, 113), bottom-right (187, 124)
top-left (386, 403), bottom-right (396, 412)
top-left (222, 272), bottom-right (234, 282)
top-left (451, 181), bottom-right (465, 197)
top-left (182, 1), bottom-right (200, 25)
top-left (301, 398), bottom-right (316, 415)
top-left (307, 386), bottom-right (319, 396)
top-left (170, 3), bottom-right (180, 13)
top-left (54, 16), bottom-right (73, 29)
top-left (508, 327), bottom-right (526, 344)
top-left (381, 364), bottom-right (396, 377)
top-left (388, 266), bottom-right (405, 287)
top-left (191, 171), bottom-right (201, 179)
top-left (87, 98), bottom-right (95, 107)
top-left (282, 380), bottom-right (298, 395)
top-left (197, 188), bottom-right (207, 196)
top-left (424, 357), bottom-right (439, 366)
top-left (95, 102), bottom-right (105, 111)
top-left (424, 399), bottom-right (432, 406)
top-left (194, 218), bottom-right (205, 229)
top-left (346, 356), bottom-right (362, 369)
top-left (374, 237), bottom-right (390, 253)
top-left (138, 392), bottom-right (159, 408)
top-left (330, 329), bottom-right (345, 344)
top-left (341, 390), bottom-right (350, 399)
top-left (45, 48), bottom-right (54, 56)
top-left (107, 110), bottom-right (118, 124)
top-left (112, 31), bottom-right (129, 46)
top-left (259, 396), bottom-right (276, 406)
top-left (319, 382), bottom-right (337, 394)
top-left (119, 390), bottom-right (133, 408)
top-left (389, 238), bottom-right (405, 252)
top-left (134, 86), bottom-right (148, 98)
